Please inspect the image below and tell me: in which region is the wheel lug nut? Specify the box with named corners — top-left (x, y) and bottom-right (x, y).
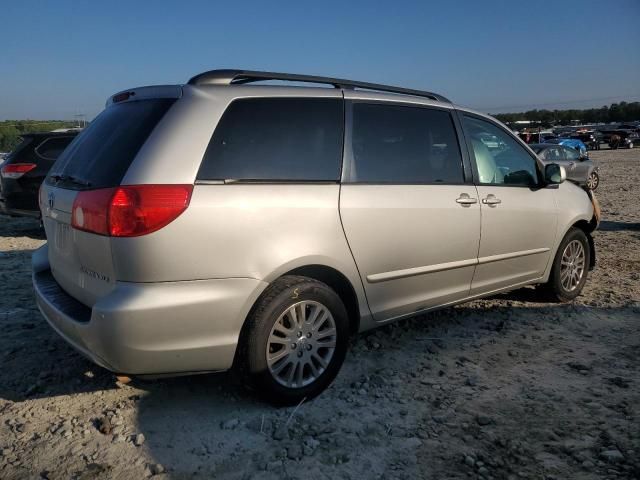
top-left (291, 343), bottom-right (297, 349)
top-left (297, 331), bottom-right (302, 338)
top-left (297, 351), bottom-right (303, 358)
top-left (306, 332), bottom-right (312, 338)
top-left (306, 344), bottom-right (312, 351)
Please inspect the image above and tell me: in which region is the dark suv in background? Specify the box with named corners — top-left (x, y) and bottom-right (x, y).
top-left (601, 129), bottom-right (637, 149)
top-left (0, 130), bottom-right (79, 218)
top-left (570, 131), bottom-right (602, 150)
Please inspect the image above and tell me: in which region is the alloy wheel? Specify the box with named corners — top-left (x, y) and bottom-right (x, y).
top-left (266, 300), bottom-right (337, 388)
top-left (560, 240), bottom-right (586, 292)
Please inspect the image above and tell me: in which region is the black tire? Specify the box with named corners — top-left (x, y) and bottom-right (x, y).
top-left (541, 228), bottom-right (590, 302)
top-left (237, 275), bottom-right (349, 405)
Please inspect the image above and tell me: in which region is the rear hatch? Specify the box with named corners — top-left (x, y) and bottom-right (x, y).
top-left (41, 92), bottom-right (178, 307)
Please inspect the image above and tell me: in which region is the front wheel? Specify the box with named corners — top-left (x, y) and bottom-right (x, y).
top-left (541, 228), bottom-right (590, 302)
top-left (238, 275), bottom-right (350, 405)
top-left (586, 171), bottom-right (599, 190)
top-left (628, 142), bottom-right (634, 149)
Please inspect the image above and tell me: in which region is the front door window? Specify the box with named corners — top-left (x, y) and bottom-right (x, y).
top-left (463, 115), bottom-right (539, 186)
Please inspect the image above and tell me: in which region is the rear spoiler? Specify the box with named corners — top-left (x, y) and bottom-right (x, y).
top-left (106, 85), bottom-right (183, 107)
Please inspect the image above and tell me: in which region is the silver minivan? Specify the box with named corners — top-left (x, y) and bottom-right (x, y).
top-left (33, 70), bottom-right (597, 404)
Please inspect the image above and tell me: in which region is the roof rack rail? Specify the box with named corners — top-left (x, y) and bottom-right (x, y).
top-left (187, 69), bottom-right (450, 103)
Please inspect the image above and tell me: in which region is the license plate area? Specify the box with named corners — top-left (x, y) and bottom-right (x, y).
top-left (55, 222), bottom-right (71, 252)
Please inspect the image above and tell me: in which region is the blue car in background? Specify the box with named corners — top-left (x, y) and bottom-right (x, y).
top-left (543, 138), bottom-right (589, 157)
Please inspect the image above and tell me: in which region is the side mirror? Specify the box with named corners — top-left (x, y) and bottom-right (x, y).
top-left (579, 151), bottom-right (588, 160)
top-left (545, 163), bottom-right (566, 184)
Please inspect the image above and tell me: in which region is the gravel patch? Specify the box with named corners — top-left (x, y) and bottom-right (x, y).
top-left (1, 148), bottom-right (638, 479)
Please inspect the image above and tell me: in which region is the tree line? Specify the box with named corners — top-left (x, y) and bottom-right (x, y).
top-left (493, 101), bottom-right (640, 126)
top-left (0, 120), bottom-right (77, 152)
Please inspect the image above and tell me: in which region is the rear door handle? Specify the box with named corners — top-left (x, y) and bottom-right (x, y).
top-left (456, 193), bottom-right (478, 206)
top-left (482, 194), bottom-right (502, 206)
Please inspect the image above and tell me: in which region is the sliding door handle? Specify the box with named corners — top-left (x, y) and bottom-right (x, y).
top-left (482, 194), bottom-right (502, 206)
top-left (456, 193), bottom-right (478, 206)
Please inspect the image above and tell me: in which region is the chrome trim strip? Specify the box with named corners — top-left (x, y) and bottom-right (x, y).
top-left (477, 247), bottom-right (550, 265)
top-left (366, 258), bottom-right (477, 283)
top-left (366, 247), bottom-right (550, 283)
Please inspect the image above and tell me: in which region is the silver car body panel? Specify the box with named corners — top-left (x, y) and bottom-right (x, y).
top-left (34, 81), bottom-right (595, 376)
top-left (33, 243), bottom-right (267, 374)
top-left (340, 184), bottom-right (481, 321)
top-left (541, 180), bottom-right (596, 282)
top-left (470, 185), bottom-right (557, 294)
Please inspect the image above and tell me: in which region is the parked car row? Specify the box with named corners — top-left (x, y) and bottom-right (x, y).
top-left (518, 126), bottom-right (638, 151)
top-left (600, 129), bottom-right (637, 149)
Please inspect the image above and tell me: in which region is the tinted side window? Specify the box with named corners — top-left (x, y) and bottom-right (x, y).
top-left (348, 103), bottom-right (463, 183)
top-left (198, 98), bottom-right (343, 181)
top-left (463, 115), bottom-right (539, 186)
top-left (35, 136), bottom-right (75, 160)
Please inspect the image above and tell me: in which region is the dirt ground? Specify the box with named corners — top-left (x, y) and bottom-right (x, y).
top-left (1, 148), bottom-right (638, 480)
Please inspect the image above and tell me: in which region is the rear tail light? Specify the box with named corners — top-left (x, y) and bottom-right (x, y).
top-left (71, 185), bottom-right (193, 237)
top-left (1, 163), bottom-right (37, 179)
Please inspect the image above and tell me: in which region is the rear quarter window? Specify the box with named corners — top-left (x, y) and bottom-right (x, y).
top-left (49, 99), bottom-right (175, 189)
top-left (35, 136), bottom-right (75, 161)
top-left (197, 98), bottom-right (344, 182)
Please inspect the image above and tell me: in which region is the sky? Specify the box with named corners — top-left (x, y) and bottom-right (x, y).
top-left (1, 0), bottom-right (639, 120)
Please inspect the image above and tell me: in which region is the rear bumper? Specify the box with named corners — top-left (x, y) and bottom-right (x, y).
top-left (32, 244), bottom-right (267, 375)
top-left (0, 178), bottom-right (40, 217)
top-left (0, 201), bottom-right (40, 218)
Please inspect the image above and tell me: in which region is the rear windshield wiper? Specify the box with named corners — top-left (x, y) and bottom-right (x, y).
top-left (49, 173), bottom-right (92, 187)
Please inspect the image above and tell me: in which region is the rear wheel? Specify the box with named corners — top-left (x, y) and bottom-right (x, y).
top-left (238, 275), bottom-right (349, 405)
top-left (541, 228), bottom-right (590, 302)
top-left (586, 171), bottom-right (599, 190)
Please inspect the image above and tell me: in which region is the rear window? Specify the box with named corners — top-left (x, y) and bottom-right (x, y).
top-left (35, 136), bottom-right (75, 161)
top-left (49, 99), bottom-right (175, 189)
top-left (197, 98), bottom-right (343, 182)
